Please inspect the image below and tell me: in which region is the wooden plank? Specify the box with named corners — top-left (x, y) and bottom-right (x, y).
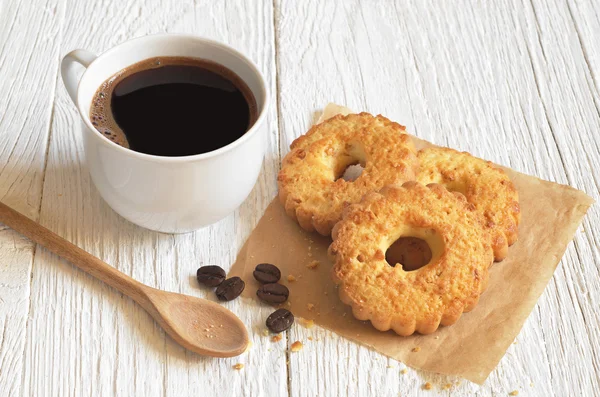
top-left (0, 0), bottom-right (65, 394)
top-left (18, 0), bottom-right (285, 396)
top-left (520, 0), bottom-right (600, 392)
top-left (274, 0), bottom-right (598, 395)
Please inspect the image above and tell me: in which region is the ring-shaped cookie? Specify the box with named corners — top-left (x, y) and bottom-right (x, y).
top-left (278, 113), bottom-right (418, 235)
top-left (329, 182), bottom-right (494, 336)
top-left (416, 147), bottom-right (520, 261)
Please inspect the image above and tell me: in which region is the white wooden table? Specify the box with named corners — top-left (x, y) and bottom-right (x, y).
top-left (1, 1), bottom-right (599, 396)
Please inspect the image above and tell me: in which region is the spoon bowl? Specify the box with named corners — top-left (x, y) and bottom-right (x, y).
top-left (144, 288), bottom-right (249, 357)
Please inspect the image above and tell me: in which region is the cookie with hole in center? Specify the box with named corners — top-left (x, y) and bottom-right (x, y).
top-left (277, 113), bottom-right (418, 235)
top-left (328, 182), bottom-right (494, 336)
top-left (416, 147), bottom-right (520, 261)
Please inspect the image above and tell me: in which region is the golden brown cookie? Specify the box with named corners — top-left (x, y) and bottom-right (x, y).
top-left (277, 113), bottom-right (418, 235)
top-left (416, 147), bottom-right (520, 261)
top-left (329, 182), bottom-right (494, 336)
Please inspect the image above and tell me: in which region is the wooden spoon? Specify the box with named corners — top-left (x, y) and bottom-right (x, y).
top-left (0, 201), bottom-right (249, 357)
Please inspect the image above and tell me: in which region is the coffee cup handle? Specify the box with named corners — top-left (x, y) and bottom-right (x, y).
top-left (61, 49), bottom-right (97, 104)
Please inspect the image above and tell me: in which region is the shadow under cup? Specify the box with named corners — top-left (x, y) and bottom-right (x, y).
top-left (73, 35), bottom-right (269, 233)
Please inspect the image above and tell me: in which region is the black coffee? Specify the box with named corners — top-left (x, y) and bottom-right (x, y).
top-left (90, 57), bottom-right (257, 156)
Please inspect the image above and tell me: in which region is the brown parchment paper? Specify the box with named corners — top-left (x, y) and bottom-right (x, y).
top-left (230, 104), bottom-right (594, 384)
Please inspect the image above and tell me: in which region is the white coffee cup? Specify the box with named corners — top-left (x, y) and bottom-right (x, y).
top-left (61, 34), bottom-right (269, 233)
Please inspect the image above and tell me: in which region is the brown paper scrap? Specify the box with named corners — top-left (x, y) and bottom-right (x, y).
top-left (230, 104), bottom-right (594, 384)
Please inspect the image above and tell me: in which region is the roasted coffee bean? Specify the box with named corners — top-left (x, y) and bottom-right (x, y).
top-left (215, 277), bottom-right (245, 301)
top-left (196, 265), bottom-right (226, 287)
top-left (266, 308), bottom-right (294, 333)
top-left (253, 263), bottom-right (281, 283)
top-left (257, 283), bottom-right (289, 304)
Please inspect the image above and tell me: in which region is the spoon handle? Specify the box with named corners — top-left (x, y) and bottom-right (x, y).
top-left (0, 201), bottom-right (150, 303)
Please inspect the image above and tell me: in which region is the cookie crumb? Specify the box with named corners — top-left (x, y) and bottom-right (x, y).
top-left (307, 260), bottom-right (320, 269)
top-left (300, 318), bottom-right (315, 328)
top-left (245, 341), bottom-right (253, 352)
top-left (423, 382), bottom-right (432, 390)
top-left (307, 303), bottom-right (315, 311)
top-left (233, 363), bottom-right (244, 370)
top-left (291, 341), bottom-right (303, 352)
top-left (386, 365), bottom-right (395, 369)
top-left (262, 329), bottom-right (269, 336)
top-left (400, 369), bottom-right (408, 374)
top-left (271, 334), bottom-right (283, 342)
top-left (308, 336), bottom-right (314, 341)
top-left (442, 383), bottom-right (452, 390)
top-left (412, 347), bottom-right (421, 352)
top-left (509, 391), bottom-right (519, 396)
top-left (287, 275), bottom-right (297, 282)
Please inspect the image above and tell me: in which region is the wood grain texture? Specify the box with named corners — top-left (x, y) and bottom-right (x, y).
top-left (275, 0), bottom-right (598, 396)
top-left (0, 0), bottom-right (598, 396)
top-left (0, 0), bottom-right (65, 395)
